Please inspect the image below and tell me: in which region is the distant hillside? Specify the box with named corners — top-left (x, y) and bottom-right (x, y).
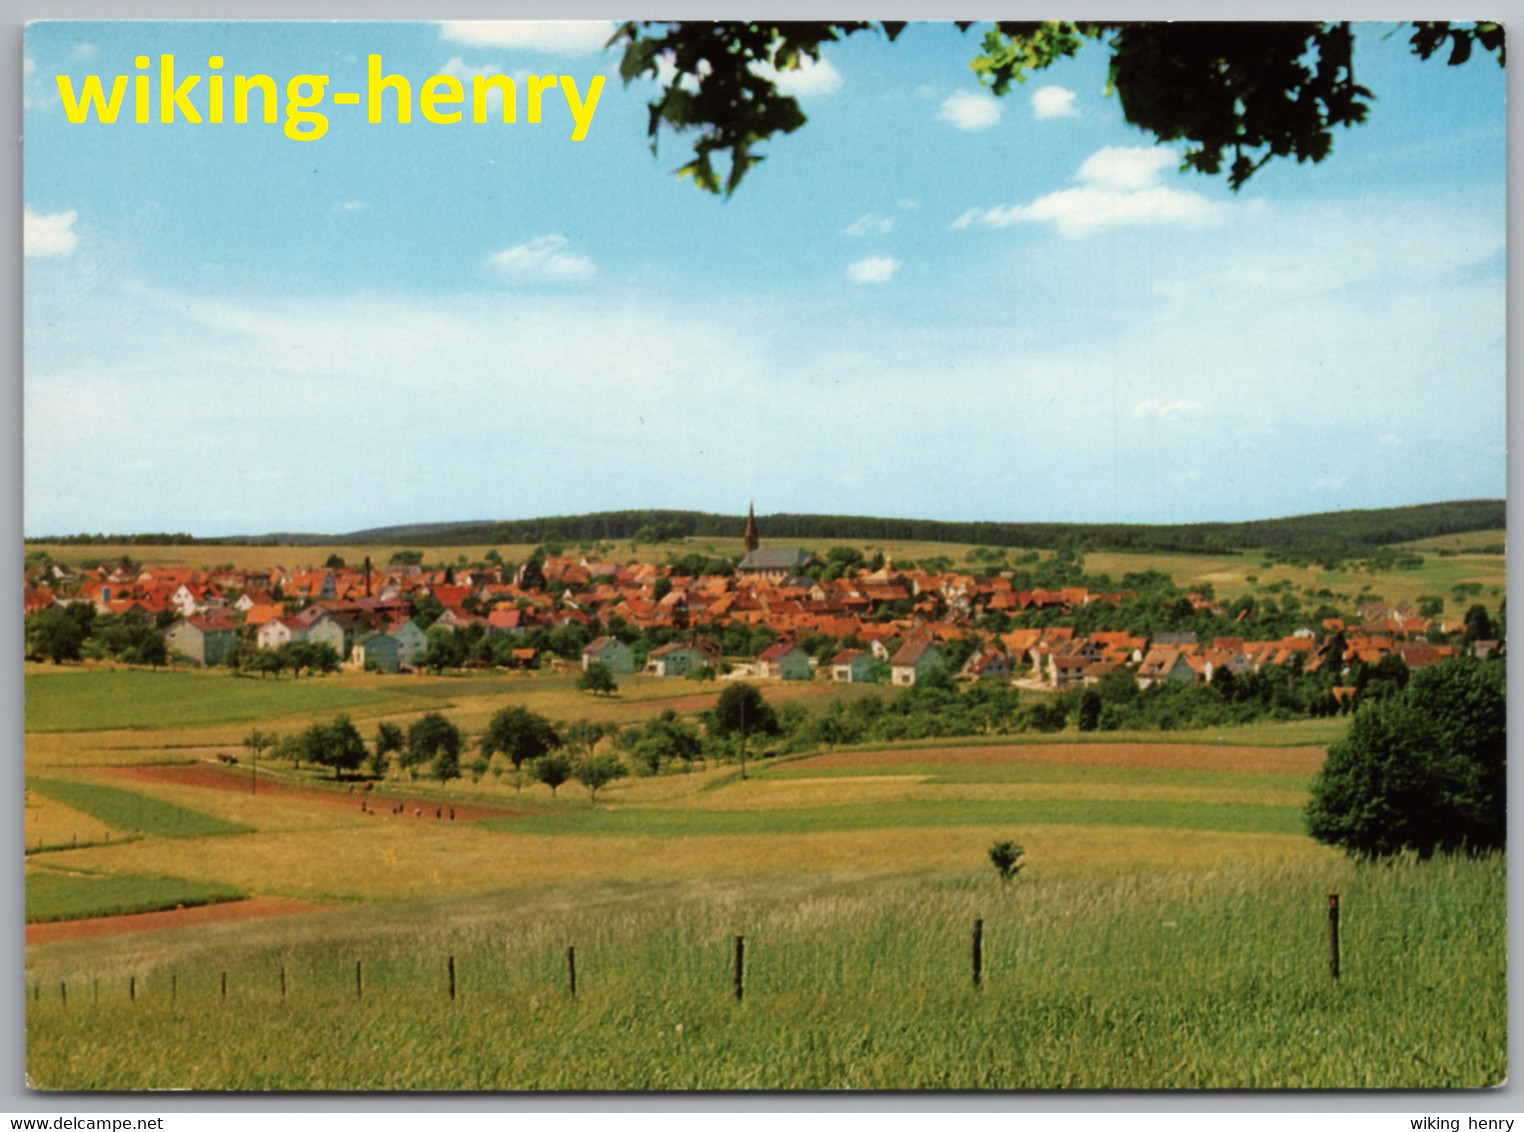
top-left (32, 500), bottom-right (1500, 558)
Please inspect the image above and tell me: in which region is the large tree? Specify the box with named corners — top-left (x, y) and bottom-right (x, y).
top-left (613, 20), bottom-right (1503, 196)
top-left (480, 706), bottom-right (562, 769)
top-left (405, 712), bottom-right (463, 780)
top-left (1306, 659), bottom-right (1505, 859)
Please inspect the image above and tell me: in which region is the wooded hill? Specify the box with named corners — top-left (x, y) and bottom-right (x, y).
top-left (33, 500), bottom-right (1504, 558)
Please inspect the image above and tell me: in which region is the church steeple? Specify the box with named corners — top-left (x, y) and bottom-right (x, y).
top-left (743, 502), bottom-right (760, 554)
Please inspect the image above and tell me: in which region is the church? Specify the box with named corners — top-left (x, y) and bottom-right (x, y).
top-left (735, 504), bottom-right (817, 582)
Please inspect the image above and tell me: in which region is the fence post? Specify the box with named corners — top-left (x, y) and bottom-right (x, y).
top-left (566, 946), bottom-right (576, 998)
top-left (355, 960), bottom-right (363, 999)
top-left (60, 982), bottom-right (66, 1008)
top-left (171, 974), bottom-right (177, 1004)
top-left (221, 971), bottom-right (227, 1003)
top-left (448, 954), bottom-right (456, 1001)
top-left (1327, 893), bottom-right (1340, 981)
top-left (972, 918), bottom-right (984, 990)
top-left (280, 966), bottom-right (286, 999)
top-left (129, 976), bottom-right (135, 1003)
top-left (93, 978), bottom-right (99, 1005)
top-left (733, 934), bottom-right (745, 1002)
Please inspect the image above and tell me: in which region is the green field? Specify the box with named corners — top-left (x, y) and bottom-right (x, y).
top-left (26, 872), bottom-right (245, 924)
top-left (26, 777), bottom-right (252, 838)
top-left (25, 669), bottom-right (408, 732)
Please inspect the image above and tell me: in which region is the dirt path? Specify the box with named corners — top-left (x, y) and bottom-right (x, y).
top-left (96, 762), bottom-right (527, 821)
top-left (27, 897), bottom-right (331, 945)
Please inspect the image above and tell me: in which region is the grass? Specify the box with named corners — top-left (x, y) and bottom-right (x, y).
top-left (25, 668), bottom-right (408, 732)
top-left (486, 797), bottom-right (1308, 837)
top-left (26, 777), bottom-right (252, 838)
top-left (25, 871), bottom-right (245, 924)
top-left (24, 854), bottom-right (1505, 1089)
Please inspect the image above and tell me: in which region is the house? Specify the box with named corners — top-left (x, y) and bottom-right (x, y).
top-left (1136, 646), bottom-right (1199, 688)
top-left (644, 642), bottom-right (708, 678)
top-left (166, 613), bottom-right (239, 667)
top-left (582, 636), bottom-right (634, 674)
top-left (757, 641), bottom-right (812, 680)
top-left (353, 632), bottom-right (401, 673)
top-left (644, 637), bottom-right (722, 678)
top-left (386, 617), bottom-right (429, 668)
top-left (963, 649), bottom-right (1012, 682)
top-left (890, 637), bottom-right (945, 686)
top-left (830, 649), bottom-right (875, 683)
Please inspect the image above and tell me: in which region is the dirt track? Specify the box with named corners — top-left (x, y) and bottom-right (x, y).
top-left (26, 897), bottom-right (330, 945)
top-left (96, 762), bottom-right (527, 821)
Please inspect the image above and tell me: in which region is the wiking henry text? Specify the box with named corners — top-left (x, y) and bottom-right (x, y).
top-left (55, 54), bottom-right (605, 141)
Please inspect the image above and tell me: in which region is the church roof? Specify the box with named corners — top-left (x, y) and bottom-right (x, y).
top-left (738, 547), bottom-right (813, 572)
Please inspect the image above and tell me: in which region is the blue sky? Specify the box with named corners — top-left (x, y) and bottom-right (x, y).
top-left (22, 21), bottom-right (1506, 537)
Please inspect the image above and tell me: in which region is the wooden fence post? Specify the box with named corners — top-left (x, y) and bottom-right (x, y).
top-left (566, 946), bottom-right (576, 998)
top-left (280, 966), bottom-right (286, 999)
top-left (1327, 893), bottom-right (1340, 981)
top-left (221, 971), bottom-right (227, 1003)
top-left (171, 974), bottom-right (177, 1004)
top-left (93, 978), bottom-right (99, 1005)
top-left (355, 959), bottom-right (363, 999)
top-left (733, 934), bottom-right (745, 1002)
top-left (448, 954), bottom-right (456, 1001)
top-left (129, 976), bottom-right (135, 1003)
top-left (60, 982), bottom-right (66, 1007)
top-left (972, 918), bottom-right (983, 990)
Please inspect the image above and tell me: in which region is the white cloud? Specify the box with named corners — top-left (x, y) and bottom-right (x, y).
top-left (1132, 399), bottom-right (1207, 421)
top-left (489, 234), bottom-right (596, 282)
top-left (847, 256), bottom-right (900, 284)
top-left (845, 212), bottom-right (893, 238)
top-left (954, 145), bottom-right (1223, 239)
top-left (24, 209), bottom-right (77, 258)
top-left (753, 55), bottom-right (843, 97)
top-left (437, 21), bottom-right (616, 54)
top-left (897, 198), bottom-right (920, 211)
top-left (335, 201), bottom-right (370, 212)
top-left (71, 43), bottom-right (98, 60)
top-left (1031, 85), bottom-right (1078, 120)
top-left (939, 90), bottom-right (1001, 131)
top-left (1078, 146), bottom-right (1178, 191)
top-left (441, 57), bottom-right (512, 115)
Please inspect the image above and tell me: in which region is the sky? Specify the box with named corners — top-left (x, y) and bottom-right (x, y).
top-left (21, 20), bottom-right (1507, 537)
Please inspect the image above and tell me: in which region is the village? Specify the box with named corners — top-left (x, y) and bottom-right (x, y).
top-left (23, 507), bottom-right (1491, 699)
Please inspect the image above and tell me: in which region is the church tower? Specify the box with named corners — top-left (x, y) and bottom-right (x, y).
top-left (743, 502), bottom-right (760, 554)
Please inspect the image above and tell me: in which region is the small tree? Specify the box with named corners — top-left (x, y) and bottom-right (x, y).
top-left (372, 721), bottom-right (404, 779)
top-left (988, 840), bottom-right (1025, 883)
top-left (575, 753), bottom-right (628, 801)
top-left (578, 661), bottom-right (619, 696)
top-left (533, 753), bottom-right (574, 797)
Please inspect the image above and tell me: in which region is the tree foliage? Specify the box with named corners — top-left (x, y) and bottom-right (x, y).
top-left (613, 20), bottom-right (1504, 196)
top-left (299, 715), bottom-right (367, 778)
top-left (1306, 659), bottom-right (1505, 859)
top-left (480, 706), bottom-right (562, 769)
top-left (405, 712), bottom-right (463, 779)
top-left (709, 683), bottom-right (781, 739)
top-left (533, 753), bottom-right (574, 796)
top-left (578, 661), bottom-right (619, 696)
top-left (575, 753), bottom-right (629, 801)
